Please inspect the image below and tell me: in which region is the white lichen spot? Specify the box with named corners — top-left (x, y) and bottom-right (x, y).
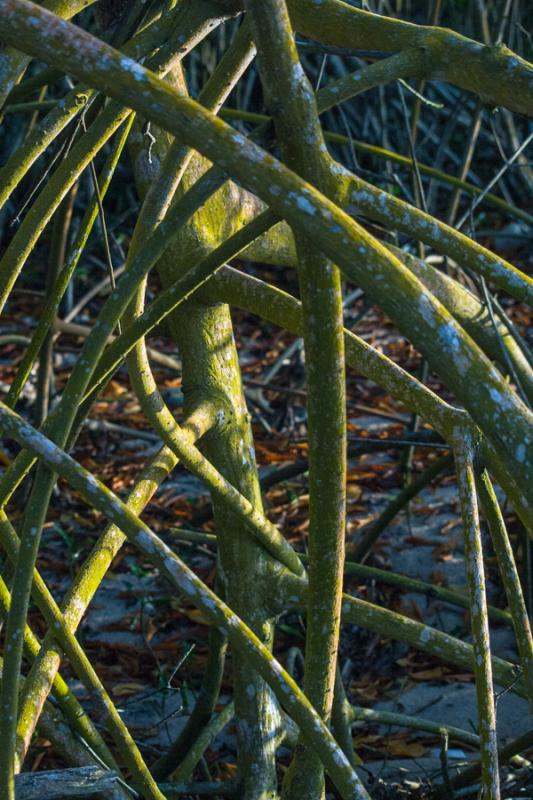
top-left (419, 626), bottom-right (432, 643)
top-left (119, 57), bottom-right (146, 82)
top-left (418, 294), bottom-right (436, 326)
top-left (295, 195), bottom-right (316, 216)
top-left (292, 62), bottom-right (306, 85)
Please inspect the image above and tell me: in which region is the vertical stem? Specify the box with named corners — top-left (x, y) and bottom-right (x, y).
top-left (245, 2), bottom-right (347, 796)
top-left (476, 468), bottom-right (533, 713)
top-left (453, 430), bottom-right (500, 800)
top-left (0, 661), bottom-right (130, 797)
top-left (331, 667), bottom-right (358, 768)
top-left (171, 299), bottom-right (284, 799)
top-left (35, 184), bottom-right (77, 425)
top-left (0, 472), bottom-right (51, 800)
top-left (0, 17), bottom-right (240, 794)
top-left (0, 544), bottom-right (117, 773)
top-left (126, 23), bottom-right (285, 795)
top-left (5, 445), bottom-right (184, 763)
top-left (0, 400), bottom-right (365, 800)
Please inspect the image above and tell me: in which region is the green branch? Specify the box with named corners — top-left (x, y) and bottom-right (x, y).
top-left (1, 0), bottom-right (530, 513)
top-left (220, 108), bottom-right (533, 228)
top-left (0, 0), bottom-right (97, 108)
top-left (476, 470), bottom-right (533, 712)
top-left (0, 401), bottom-right (368, 800)
top-left (453, 430), bottom-right (499, 799)
top-left (287, 0), bottom-right (533, 119)
top-left (245, 1), bottom-right (348, 795)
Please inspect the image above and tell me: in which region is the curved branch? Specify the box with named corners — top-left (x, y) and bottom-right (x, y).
top-left (0, 0), bottom-right (96, 107)
top-left (200, 268), bottom-right (533, 534)
top-left (220, 108), bottom-right (533, 228)
top-left (287, 0), bottom-right (533, 119)
top-left (245, 1), bottom-right (347, 794)
top-left (7, 401), bottom-right (214, 767)
top-left (1, 0), bottom-right (532, 536)
top-left (0, 401), bottom-right (369, 800)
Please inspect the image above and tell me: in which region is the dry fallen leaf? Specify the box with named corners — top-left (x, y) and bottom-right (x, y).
top-left (387, 738), bottom-right (428, 758)
top-left (347, 483), bottom-right (363, 501)
top-left (410, 666), bottom-right (447, 681)
top-left (112, 682), bottom-right (147, 697)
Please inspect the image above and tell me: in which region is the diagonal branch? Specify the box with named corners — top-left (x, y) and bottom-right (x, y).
top-left (245, 1), bottom-right (347, 795)
top-left (1, 0), bottom-right (530, 513)
top-left (286, 0), bottom-right (533, 119)
top-left (0, 400), bottom-right (368, 800)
